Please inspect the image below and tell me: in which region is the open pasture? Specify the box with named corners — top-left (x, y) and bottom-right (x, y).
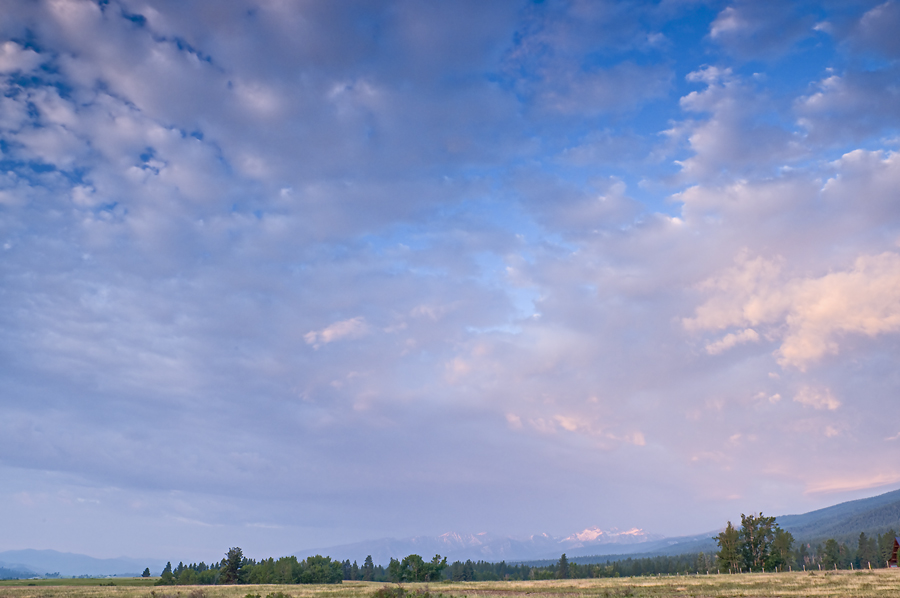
top-left (3, 571), bottom-right (900, 598)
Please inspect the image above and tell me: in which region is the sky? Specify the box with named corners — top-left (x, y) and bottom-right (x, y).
top-left (2, 0), bottom-right (900, 563)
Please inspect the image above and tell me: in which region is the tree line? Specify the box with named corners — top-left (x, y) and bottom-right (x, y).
top-left (154, 548), bottom-right (726, 584)
top-left (155, 548), bottom-right (448, 585)
top-left (154, 524), bottom-right (898, 586)
top-left (715, 513), bottom-right (899, 572)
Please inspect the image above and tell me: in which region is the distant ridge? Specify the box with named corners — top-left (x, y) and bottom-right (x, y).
top-left (0, 549), bottom-right (165, 578)
top-left (535, 487), bottom-right (900, 565)
top-left (296, 487), bottom-right (900, 566)
top-left (294, 528), bottom-right (663, 566)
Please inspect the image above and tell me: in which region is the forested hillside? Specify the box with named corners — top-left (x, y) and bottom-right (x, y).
top-left (779, 488), bottom-right (900, 545)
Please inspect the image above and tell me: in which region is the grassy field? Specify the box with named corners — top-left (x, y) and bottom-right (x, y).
top-left (3, 571), bottom-right (900, 598)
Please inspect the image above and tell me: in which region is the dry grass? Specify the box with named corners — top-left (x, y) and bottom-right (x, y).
top-left (3, 570), bottom-right (900, 598)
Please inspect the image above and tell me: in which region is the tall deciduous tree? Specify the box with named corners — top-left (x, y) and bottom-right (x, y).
top-left (739, 513), bottom-right (777, 571)
top-left (715, 521), bottom-right (741, 572)
top-left (401, 554), bottom-right (426, 582)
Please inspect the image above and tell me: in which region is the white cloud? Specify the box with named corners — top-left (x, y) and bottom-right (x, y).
top-left (304, 317), bottom-right (370, 349)
top-left (0, 41), bottom-right (43, 73)
top-left (705, 328), bottom-right (759, 355)
top-left (794, 386), bottom-right (841, 411)
top-left (686, 250), bottom-right (900, 369)
top-left (672, 67), bottom-right (804, 180)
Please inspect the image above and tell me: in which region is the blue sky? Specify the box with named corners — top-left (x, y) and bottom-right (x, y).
top-left (3, 0), bottom-right (900, 562)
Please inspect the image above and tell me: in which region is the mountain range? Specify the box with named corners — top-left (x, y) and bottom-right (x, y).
top-left (4, 486), bottom-right (900, 577)
top-left (0, 549), bottom-right (165, 578)
top-left (293, 527), bottom-right (663, 566)
top-left (296, 487), bottom-right (900, 565)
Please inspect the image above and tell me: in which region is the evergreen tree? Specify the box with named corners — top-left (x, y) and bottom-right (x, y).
top-left (142, 568), bottom-right (150, 578)
top-left (427, 555), bottom-right (448, 581)
top-left (857, 532), bottom-right (878, 569)
top-left (362, 555), bottom-right (374, 581)
top-left (557, 554), bottom-right (569, 579)
top-left (220, 547), bottom-right (243, 584)
top-left (878, 529), bottom-right (897, 567)
top-left (769, 528), bottom-right (795, 570)
top-left (388, 558), bottom-right (402, 583)
top-left (822, 538), bottom-right (842, 569)
top-left (157, 562), bottom-right (175, 586)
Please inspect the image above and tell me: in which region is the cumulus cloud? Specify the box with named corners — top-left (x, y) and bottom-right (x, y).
top-left (686, 250), bottom-right (900, 369)
top-left (669, 66), bottom-right (805, 181)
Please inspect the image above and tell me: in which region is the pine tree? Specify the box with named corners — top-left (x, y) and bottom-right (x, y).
top-left (156, 562), bottom-right (175, 586)
top-left (878, 529), bottom-right (897, 567)
top-left (220, 547), bottom-right (243, 584)
top-left (557, 554), bottom-right (569, 579)
top-left (362, 555), bottom-right (374, 581)
top-left (769, 528), bottom-right (795, 570)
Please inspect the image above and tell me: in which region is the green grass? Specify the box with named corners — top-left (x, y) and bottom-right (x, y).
top-left (3, 571), bottom-right (900, 598)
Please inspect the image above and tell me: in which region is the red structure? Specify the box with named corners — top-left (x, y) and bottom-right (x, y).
top-left (891, 537), bottom-right (899, 568)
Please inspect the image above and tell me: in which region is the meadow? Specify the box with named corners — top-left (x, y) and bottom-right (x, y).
top-left (3, 570), bottom-right (900, 598)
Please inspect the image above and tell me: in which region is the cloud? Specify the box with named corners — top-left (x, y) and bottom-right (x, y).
top-left (705, 328), bottom-right (759, 355)
top-left (796, 70), bottom-right (900, 143)
top-left (686, 250), bottom-right (900, 369)
top-left (708, 1), bottom-right (817, 59)
top-left (0, 41), bottom-right (43, 73)
top-left (671, 66), bottom-right (805, 180)
top-left (852, 1), bottom-right (900, 58)
top-left (3, 0), bottom-right (900, 561)
top-left (794, 386), bottom-right (841, 411)
top-left (536, 62), bottom-right (672, 116)
top-left (304, 317), bottom-right (370, 349)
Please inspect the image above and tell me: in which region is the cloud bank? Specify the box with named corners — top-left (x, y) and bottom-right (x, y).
top-left (1, 0), bottom-right (900, 561)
